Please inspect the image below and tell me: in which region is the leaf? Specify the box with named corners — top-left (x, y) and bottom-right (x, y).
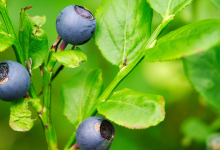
top-left (94, 0), bottom-right (152, 67)
top-left (181, 117), bottom-right (211, 143)
top-left (147, 0), bottom-right (193, 18)
top-left (9, 98), bottom-right (40, 131)
top-left (0, 0), bottom-right (6, 8)
top-left (211, 0), bottom-right (220, 10)
top-left (53, 48), bottom-right (87, 68)
top-left (145, 19), bottom-right (220, 62)
top-left (19, 7), bottom-right (48, 70)
top-left (0, 21), bottom-right (14, 52)
top-left (183, 46), bottom-right (220, 108)
top-left (97, 88), bottom-right (165, 129)
top-left (61, 68), bottom-right (103, 127)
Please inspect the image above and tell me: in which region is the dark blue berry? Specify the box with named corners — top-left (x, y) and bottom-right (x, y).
top-left (56, 5), bottom-right (96, 45)
top-left (0, 60), bottom-right (31, 102)
top-left (76, 116), bottom-right (115, 150)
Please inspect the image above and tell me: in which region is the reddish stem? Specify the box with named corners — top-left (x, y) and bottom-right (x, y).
top-left (23, 94), bottom-right (31, 98)
top-left (72, 144), bottom-right (79, 149)
top-left (57, 40), bottom-right (68, 52)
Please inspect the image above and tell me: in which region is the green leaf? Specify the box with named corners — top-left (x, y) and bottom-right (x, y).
top-left (147, 0), bottom-right (193, 18)
top-left (19, 8), bottom-right (48, 70)
top-left (211, 0), bottom-right (220, 9)
top-left (53, 48), bottom-right (87, 68)
top-left (94, 0), bottom-right (152, 67)
top-left (0, 0), bottom-right (6, 4)
top-left (145, 19), bottom-right (220, 62)
top-left (61, 68), bottom-right (103, 127)
top-left (183, 46), bottom-right (220, 108)
top-left (0, 21), bottom-right (13, 52)
top-left (97, 88), bottom-right (165, 129)
top-left (0, 0), bottom-right (6, 8)
top-left (9, 98), bottom-right (40, 131)
top-left (181, 117), bottom-right (211, 143)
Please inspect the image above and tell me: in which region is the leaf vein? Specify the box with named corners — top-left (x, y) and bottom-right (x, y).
top-left (122, 0), bottom-right (129, 65)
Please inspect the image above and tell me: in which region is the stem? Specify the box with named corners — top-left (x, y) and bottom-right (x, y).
top-left (29, 83), bottom-right (43, 113)
top-left (1, 5), bottom-right (58, 149)
top-left (41, 63), bottom-right (58, 150)
top-left (40, 41), bottom-right (72, 96)
top-left (47, 37), bottom-right (62, 71)
top-left (65, 15), bottom-right (175, 149)
top-left (57, 40), bottom-right (68, 52)
top-left (71, 144), bottom-right (79, 150)
top-left (38, 65), bottom-right (64, 97)
top-left (0, 5), bottom-right (42, 112)
top-left (40, 36), bottom-right (66, 150)
top-left (91, 14), bottom-right (175, 115)
top-left (0, 5), bottom-right (25, 66)
top-left (52, 65), bottom-right (64, 80)
top-left (64, 132), bottom-right (76, 150)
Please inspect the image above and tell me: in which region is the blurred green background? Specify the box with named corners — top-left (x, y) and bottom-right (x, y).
top-left (0, 0), bottom-right (220, 149)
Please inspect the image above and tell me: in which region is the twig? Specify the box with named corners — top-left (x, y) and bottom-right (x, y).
top-left (38, 65), bottom-right (64, 97)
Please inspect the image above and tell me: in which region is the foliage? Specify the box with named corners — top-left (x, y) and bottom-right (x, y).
top-left (61, 68), bottom-right (103, 127)
top-left (0, 21), bottom-right (13, 52)
top-left (145, 20), bottom-right (220, 62)
top-left (53, 48), bottom-right (87, 68)
top-left (184, 46), bottom-right (220, 109)
top-left (97, 88), bottom-right (165, 129)
top-left (10, 98), bottom-right (40, 131)
top-left (0, 0), bottom-right (220, 149)
top-left (147, 0), bottom-right (193, 18)
top-left (19, 7), bottom-right (48, 70)
top-left (94, 0), bottom-right (152, 67)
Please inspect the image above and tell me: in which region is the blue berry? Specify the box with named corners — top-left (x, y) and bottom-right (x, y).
top-left (56, 5), bottom-right (96, 45)
top-left (0, 60), bottom-right (31, 102)
top-left (76, 116), bottom-right (115, 150)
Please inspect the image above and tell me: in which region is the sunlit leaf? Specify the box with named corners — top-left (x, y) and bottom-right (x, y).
top-left (10, 98), bottom-right (40, 131)
top-left (53, 48), bottom-right (87, 68)
top-left (145, 19), bottom-right (220, 62)
top-left (97, 88), bottom-right (165, 129)
top-left (147, 0), bottom-right (193, 18)
top-left (95, 0), bottom-right (152, 67)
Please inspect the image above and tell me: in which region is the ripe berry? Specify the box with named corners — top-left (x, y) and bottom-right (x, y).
top-left (76, 116), bottom-right (115, 150)
top-left (56, 5), bottom-right (96, 45)
top-left (0, 60), bottom-right (31, 101)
